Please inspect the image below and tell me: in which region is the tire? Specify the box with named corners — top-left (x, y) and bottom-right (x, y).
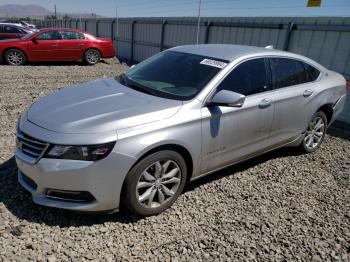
top-left (4, 49), bottom-right (26, 66)
top-left (300, 111), bottom-right (327, 153)
top-left (122, 150), bottom-right (187, 216)
top-left (84, 49), bottom-right (101, 65)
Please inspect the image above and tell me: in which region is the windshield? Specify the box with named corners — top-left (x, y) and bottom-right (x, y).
top-left (20, 32), bottom-right (35, 40)
top-left (121, 51), bottom-right (228, 100)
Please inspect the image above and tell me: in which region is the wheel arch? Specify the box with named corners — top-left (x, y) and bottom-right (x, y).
top-left (317, 104), bottom-right (333, 126)
top-left (3, 47), bottom-right (28, 62)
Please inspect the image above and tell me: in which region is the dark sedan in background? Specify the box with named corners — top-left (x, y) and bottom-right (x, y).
top-left (0, 28), bottom-right (116, 65)
top-left (0, 23), bottom-right (35, 40)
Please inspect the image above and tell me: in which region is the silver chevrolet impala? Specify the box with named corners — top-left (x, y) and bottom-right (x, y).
top-left (15, 44), bottom-right (347, 216)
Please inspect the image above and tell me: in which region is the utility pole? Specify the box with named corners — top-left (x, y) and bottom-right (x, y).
top-left (196, 0), bottom-right (202, 44)
top-left (54, 4), bottom-right (57, 18)
top-left (116, 6), bottom-right (119, 38)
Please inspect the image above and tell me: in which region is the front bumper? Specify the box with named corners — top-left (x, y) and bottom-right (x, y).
top-left (16, 148), bottom-right (136, 212)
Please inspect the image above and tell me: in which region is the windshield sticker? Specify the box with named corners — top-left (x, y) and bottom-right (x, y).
top-left (200, 59), bottom-right (227, 69)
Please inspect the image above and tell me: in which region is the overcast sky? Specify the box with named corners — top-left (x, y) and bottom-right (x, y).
top-left (1, 0), bottom-right (350, 17)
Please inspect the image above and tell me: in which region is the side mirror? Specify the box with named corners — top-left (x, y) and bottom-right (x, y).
top-left (208, 90), bottom-right (245, 107)
top-left (31, 37), bottom-right (38, 43)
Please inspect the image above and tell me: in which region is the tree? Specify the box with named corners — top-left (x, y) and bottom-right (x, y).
top-left (44, 15), bottom-right (57, 20)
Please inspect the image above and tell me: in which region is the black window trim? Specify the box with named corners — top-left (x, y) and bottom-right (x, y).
top-left (266, 56), bottom-right (322, 91)
top-left (203, 54), bottom-right (323, 107)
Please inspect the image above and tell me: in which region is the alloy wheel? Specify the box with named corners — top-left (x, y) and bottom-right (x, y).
top-left (86, 50), bottom-right (100, 64)
top-left (136, 160), bottom-right (182, 209)
top-left (304, 116), bottom-right (325, 150)
top-left (7, 50), bottom-right (24, 65)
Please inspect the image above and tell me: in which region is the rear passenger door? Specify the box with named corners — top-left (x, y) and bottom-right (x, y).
top-left (268, 57), bottom-right (320, 146)
top-left (58, 31), bottom-right (86, 60)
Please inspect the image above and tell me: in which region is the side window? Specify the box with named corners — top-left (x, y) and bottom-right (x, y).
top-left (270, 58), bottom-right (306, 89)
top-left (4, 26), bottom-right (20, 33)
top-left (0, 26), bottom-right (3, 33)
top-left (60, 31), bottom-right (85, 40)
top-left (302, 62), bottom-right (320, 82)
top-left (37, 31), bottom-right (61, 40)
top-left (217, 58), bottom-right (269, 96)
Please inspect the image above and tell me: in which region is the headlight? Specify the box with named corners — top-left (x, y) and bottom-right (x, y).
top-left (44, 142), bottom-right (116, 161)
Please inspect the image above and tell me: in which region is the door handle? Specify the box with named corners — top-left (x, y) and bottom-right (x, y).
top-left (303, 89), bottom-right (314, 97)
top-left (51, 44), bottom-right (59, 47)
top-left (259, 98), bottom-right (272, 109)
top-left (78, 43), bottom-right (85, 46)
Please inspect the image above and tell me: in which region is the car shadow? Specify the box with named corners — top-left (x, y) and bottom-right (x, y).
top-left (184, 146), bottom-right (303, 193)
top-left (0, 147), bottom-right (303, 227)
top-left (328, 124), bottom-right (350, 141)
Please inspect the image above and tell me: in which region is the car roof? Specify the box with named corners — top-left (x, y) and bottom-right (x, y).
top-left (0, 23), bottom-right (24, 27)
top-left (170, 44), bottom-right (290, 62)
top-left (40, 28), bottom-right (82, 32)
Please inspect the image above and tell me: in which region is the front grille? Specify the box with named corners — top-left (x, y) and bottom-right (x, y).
top-left (17, 131), bottom-right (49, 161)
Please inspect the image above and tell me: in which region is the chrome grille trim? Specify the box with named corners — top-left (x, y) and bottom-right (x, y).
top-left (16, 131), bottom-right (50, 164)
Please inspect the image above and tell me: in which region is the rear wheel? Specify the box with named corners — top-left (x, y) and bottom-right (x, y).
top-left (84, 49), bottom-right (101, 65)
top-left (300, 111), bottom-right (327, 153)
top-left (122, 150), bottom-right (187, 216)
top-left (5, 49), bottom-right (26, 66)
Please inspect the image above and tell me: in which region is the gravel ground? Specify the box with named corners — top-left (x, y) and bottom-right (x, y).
top-left (0, 59), bottom-right (350, 261)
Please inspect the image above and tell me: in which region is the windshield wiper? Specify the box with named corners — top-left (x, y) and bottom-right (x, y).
top-left (116, 74), bottom-right (156, 96)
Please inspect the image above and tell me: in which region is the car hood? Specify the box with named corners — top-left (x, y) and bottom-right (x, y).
top-left (27, 77), bottom-right (183, 134)
top-left (0, 38), bottom-right (21, 44)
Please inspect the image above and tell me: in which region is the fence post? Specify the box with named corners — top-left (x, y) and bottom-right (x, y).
top-left (283, 22), bottom-right (295, 51)
top-left (205, 20), bottom-right (211, 44)
top-left (130, 20), bottom-right (136, 64)
top-left (85, 20), bottom-right (87, 32)
top-left (111, 19), bottom-right (116, 40)
top-left (160, 20), bottom-right (167, 51)
top-left (111, 20), bottom-right (116, 57)
top-left (96, 20), bottom-right (99, 36)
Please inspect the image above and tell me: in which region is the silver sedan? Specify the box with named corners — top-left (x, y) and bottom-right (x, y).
top-left (15, 44), bottom-right (347, 216)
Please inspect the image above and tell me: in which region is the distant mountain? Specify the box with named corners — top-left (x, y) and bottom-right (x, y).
top-left (0, 4), bottom-right (103, 19)
top-left (0, 4), bottom-right (50, 18)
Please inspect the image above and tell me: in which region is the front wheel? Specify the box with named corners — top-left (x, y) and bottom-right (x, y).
top-left (122, 150), bottom-right (187, 216)
top-left (84, 49), bottom-right (101, 65)
top-left (5, 49), bottom-right (26, 66)
top-left (300, 111), bottom-right (327, 153)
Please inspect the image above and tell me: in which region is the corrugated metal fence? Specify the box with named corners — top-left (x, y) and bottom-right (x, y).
top-left (34, 17), bottom-right (350, 125)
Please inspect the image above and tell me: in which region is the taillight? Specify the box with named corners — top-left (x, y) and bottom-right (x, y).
top-left (346, 81), bottom-right (350, 93)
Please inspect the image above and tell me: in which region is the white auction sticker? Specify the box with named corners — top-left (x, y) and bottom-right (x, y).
top-left (200, 59), bottom-right (227, 69)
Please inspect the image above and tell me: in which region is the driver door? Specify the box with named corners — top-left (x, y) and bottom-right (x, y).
top-left (27, 30), bottom-right (61, 61)
top-left (200, 58), bottom-right (275, 174)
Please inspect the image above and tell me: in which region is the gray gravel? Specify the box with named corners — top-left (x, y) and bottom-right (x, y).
top-left (0, 59), bottom-right (350, 261)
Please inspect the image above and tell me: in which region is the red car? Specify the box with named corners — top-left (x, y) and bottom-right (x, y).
top-left (0, 28), bottom-right (116, 65)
